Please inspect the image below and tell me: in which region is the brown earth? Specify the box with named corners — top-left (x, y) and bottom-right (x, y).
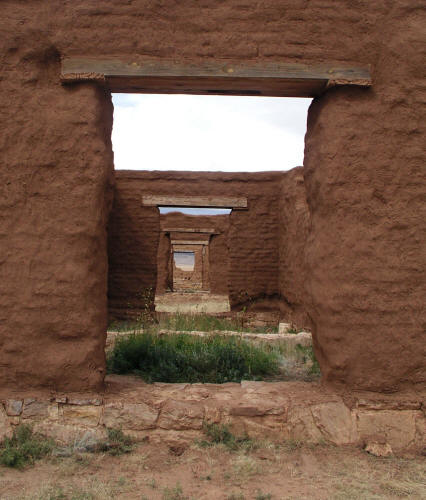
top-left (1, 439), bottom-right (425, 499)
top-left (0, 1), bottom-right (425, 393)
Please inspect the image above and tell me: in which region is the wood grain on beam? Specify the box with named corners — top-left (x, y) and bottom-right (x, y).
top-left (61, 58), bottom-right (371, 97)
top-left (143, 195), bottom-right (247, 208)
top-left (171, 240), bottom-right (210, 245)
top-left (163, 228), bottom-right (218, 234)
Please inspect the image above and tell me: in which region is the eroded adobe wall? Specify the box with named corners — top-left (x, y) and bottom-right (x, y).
top-left (108, 171), bottom-right (281, 316)
top-left (279, 167), bottom-right (311, 330)
top-left (0, 22), bottom-right (114, 391)
top-left (157, 212), bottom-right (230, 296)
top-left (1, 1), bottom-right (425, 393)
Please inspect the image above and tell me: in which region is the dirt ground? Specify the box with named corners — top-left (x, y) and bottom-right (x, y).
top-left (1, 437), bottom-right (424, 499)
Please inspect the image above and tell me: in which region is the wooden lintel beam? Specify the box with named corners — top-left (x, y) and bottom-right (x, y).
top-left (143, 195), bottom-right (247, 209)
top-left (171, 240), bottom-right (210, 245)
top-left (61, 58), bottom-right (371, 97)
top-left (163, 228), bottom-right (217, 234)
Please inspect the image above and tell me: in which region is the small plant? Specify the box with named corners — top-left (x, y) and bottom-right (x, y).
top-left (295, 344), bottom-right (320, 375)
top-left (162, 483), bottom-right (188, 500)
top-left (91, 428), bottom-right (134, 456)
top-left (255, 491), bottom-right (272, 500)
top-left (227, 494), bottom-right (245, 500)
top-left (281, 438), bottom-right (304, 453)
top-left (200, 422), bottom-right (255, 451)
top-left (0, 424), bottom-right (54, 469)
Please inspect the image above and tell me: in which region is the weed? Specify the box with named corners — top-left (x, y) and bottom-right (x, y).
top-left (162, 483), bottom-right (188, 500)
top-left (107, 332), bottom-right (279, 383)
top-left (295, 344), bottom-right (320, 375)
top-left (255, 491), bottom-right (273, 500)
top-left (0, 424), bottom-right (54, 469)
top-left (232, 454), bottom-right (262, 477)
top-left (227, 494), bottom-right (245, 500)
top-left (280, 439), bottom-right (304, 453)
top-left (200, 422), bottom-right (255, 451)
top-left (147, 478), bottom-right (157, 489)
top-left (90, 428), bottom-right (134, 456)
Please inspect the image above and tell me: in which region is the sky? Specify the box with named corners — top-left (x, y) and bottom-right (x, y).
top-left (111, 94), bottom-right (311, 172)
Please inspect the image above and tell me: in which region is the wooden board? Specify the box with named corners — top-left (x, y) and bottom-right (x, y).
top-left (61, 58), bottom-right (371, 97)
top-left (142, 195), bottom-right (247, 208)
top-left (162, 228), bottom-right (218, 234)
top-left (171, 240), bottom-right (210, 245)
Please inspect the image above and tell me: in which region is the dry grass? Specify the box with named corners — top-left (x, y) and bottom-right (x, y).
top-left (0, 438), bottom-right (424, 500)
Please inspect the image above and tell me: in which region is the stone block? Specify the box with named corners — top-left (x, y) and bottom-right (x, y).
top-left (0, 406), bottom-right (13, 440)
top-left (279, 323), bottom-right (291, 334)
top-left (356, 410), bottom-right (420, 451)
top-left (5, 399), bottom-right (23, 416)
top-left (62, 405), bottom-right (102, 427)
top-left (22, 399), bottom-right (49, 419)
top-left (286, 406), bottom-right (323, 443)
top-left (103, 402), bottom-right (158, 430)
top-left (311, 402), bottom-right (358, 445)
top-left (158, 400), bottom-right (204, 430)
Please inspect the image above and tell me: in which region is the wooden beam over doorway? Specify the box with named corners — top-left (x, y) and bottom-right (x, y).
top-left (60, 58), bottom-right (371, 97)
top-left (142, 195), bottom-right (247, 209)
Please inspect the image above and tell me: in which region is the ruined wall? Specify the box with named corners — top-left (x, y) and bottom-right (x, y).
top-left (279, 167), bottom-right (311, 329)
top-left (1, 0), bottom-right (425, 392)
top-left (108, 171), bottom-right (281, 316)
top-left (157, 212), bottom-right (230, 296)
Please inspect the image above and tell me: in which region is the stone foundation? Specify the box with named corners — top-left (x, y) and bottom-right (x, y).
top-left (1, 376), bottom-right (424, 456)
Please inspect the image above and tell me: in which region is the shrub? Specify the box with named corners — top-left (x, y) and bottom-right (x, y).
top-left (200, 422), bottom-right (255, 451)
top-left (107, 332), bottom-right (279, 383)
top-left (0, 424), bottom-right (54, 469)
top-left (90, 428), bottom-right (134, 456)
top-left (295, 344), bottom-right (320, 375)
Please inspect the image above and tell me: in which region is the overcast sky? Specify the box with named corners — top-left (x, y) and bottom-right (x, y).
top-left (111, 94), bottom-right (311, 172)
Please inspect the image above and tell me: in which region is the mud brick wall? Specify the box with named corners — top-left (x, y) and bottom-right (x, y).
top-left (157, 212), bottom-right (231, 295)
top-left (108, 171), bottom-right (282, 314)
top-left (1, 1), bottom-right (425, 392)
top-left (279, 167), bottom-right (311, 330)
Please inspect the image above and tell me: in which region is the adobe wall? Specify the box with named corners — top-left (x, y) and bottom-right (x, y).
top-left (1, 1), bottom-right (425, 393)
top-left (108, 170), bottom-right (282, 316)
top-left (157, 212), bottom-right (230, 296)
top-left (279, 167), bottom-right (311, 330)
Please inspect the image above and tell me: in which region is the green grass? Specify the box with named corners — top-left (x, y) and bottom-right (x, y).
top-left (109, 313), bottom-right (278, 334)
top-left (107, 332), bottom-right (280, 383)
top-left (200, 422), bottom-right (256, 451)
top-left (0, 424), bottom-right (54, 469)
top-left (90, 428), bottom-right (134, 456)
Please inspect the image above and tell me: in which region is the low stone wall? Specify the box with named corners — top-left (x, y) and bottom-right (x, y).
top-left (1, 376), bottom-right (424, 456)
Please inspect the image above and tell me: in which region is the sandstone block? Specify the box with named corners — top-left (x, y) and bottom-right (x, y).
top-left (279, 323), bottom-right (291, 334)
top-left (356, 410), bottom-right (419, 451)
top-left (33, 422), bottom-right (106, 445)
top-left (0, 406), bottom-right (13, 440)
top-left (158, 400), bottom-right (204, 430)
top-left (103, 402), bottom-right (158, 430)
top-left (311, 402), bottom-right (358, 445)
top-left (67, 397), bottom-right (103, 406)
top-left (5, 399), bottom-right (23, 416)
top-left (62, 405), bottom-right (102, 427)
top-left (22, 399), bottom-right (49, 419)
top-left (286, 406), bottom-right (323, 443)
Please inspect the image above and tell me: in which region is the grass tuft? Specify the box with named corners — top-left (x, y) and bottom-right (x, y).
top-left (107, 332), bottom-right (279, 383)
top-left (200, 422), bottom-right (256, 452)
top-left (0, 424), bottom-right (54, 469)
top-left (91, 428), bottom-right (134, 456)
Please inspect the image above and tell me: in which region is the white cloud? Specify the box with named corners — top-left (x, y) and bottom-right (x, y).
top-left (111, 94), bottom-right (311, 172)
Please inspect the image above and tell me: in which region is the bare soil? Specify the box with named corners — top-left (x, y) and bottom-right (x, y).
top-left (1, 438), bottom-right (424, 499)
